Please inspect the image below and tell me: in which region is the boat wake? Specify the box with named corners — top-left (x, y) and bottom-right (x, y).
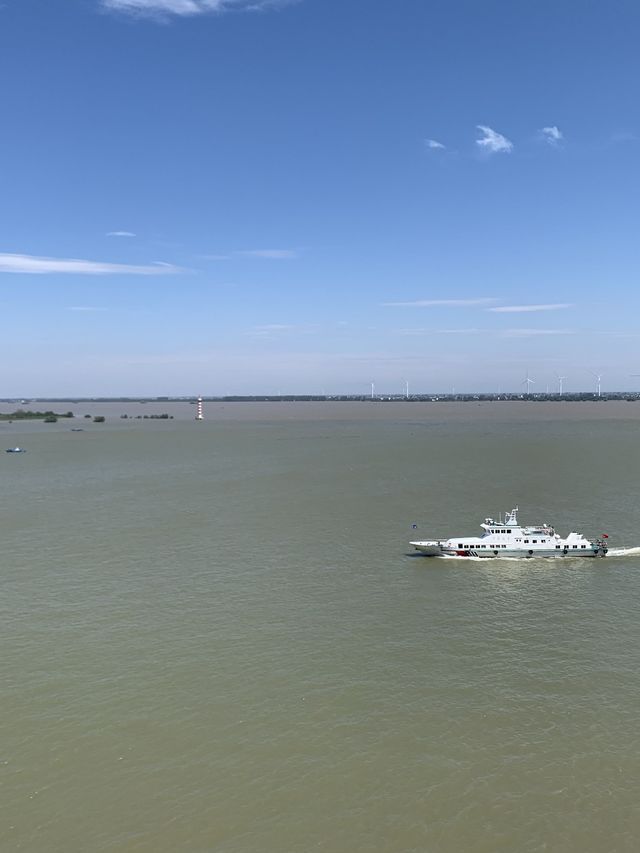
top-left (606, 546), bottom-right (640, 557)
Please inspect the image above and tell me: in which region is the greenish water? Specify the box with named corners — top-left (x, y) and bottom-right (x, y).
top-left (2, 404), bottom-right (640, 852)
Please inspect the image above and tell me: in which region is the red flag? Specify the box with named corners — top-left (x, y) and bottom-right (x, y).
top-left (602, 534), bottom-right (609, 538)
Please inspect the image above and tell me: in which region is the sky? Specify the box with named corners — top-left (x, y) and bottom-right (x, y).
top-left (1, 0), bottom-right (639, 396)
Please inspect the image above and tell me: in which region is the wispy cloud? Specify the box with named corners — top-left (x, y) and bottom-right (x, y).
top-left (611, 131), bottom-right (639, 144)
top-left (67, 306), bottom-right (108, 312)
top-left (476, 125), bottom-right (513, 154)
top-left (106, 230), bottom-right (136, 238)
top-left (425, 138), bottom-right (445, 150)
top-left (0, 253), bottom-right (184, 275)
top-left (539, 126), bottom-right (563, 146)
top-left (199, 248), bottom-right (300, 261)
top-left (237, 249), bottom-right (299, 259)
top-left (248, 323), bottom-right (318, 337)
top-left (502, 328), bottom-right (575, 337)
top-left (253, 324), bottom-right (297, 332)
top-left (383, 298), bottom-right (497, 308)
top-left (489, 303), bottom-right (571, 313)
top-left (101, 0), bottom-right (294, 18)
top-left (397, 327), bottom-right (483, 336)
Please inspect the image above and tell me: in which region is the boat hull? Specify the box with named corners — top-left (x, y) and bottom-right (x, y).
top-left (410, 542), bottom-right (607, 558)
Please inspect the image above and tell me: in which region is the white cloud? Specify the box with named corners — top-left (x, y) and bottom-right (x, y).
top-left (383, 298), bottom-right (497, 308)
top-left (611, 131), bottom-right (639, 144)
top-left (68, 306), bottom-right (107, 312)
top-left (248, 323), bottom-right (318, 337)
top-left (502, 328), bottom-right (575, 337)
top-left (435, 328), bottom-right (483, 334)
top-left (425, 139), bottom-right (445, 150)
top-left (489, 303), bottom-right (571, 313)
top-left (475, 125), bottom-right (513, 154)
top-left (253, 324), bottom-right (296, 332)
top-left (540, 126), bottom-right (563, 145)
top-left (237, 249), bottom-right (299, 259)
top-left (101, 0), bottom-right (293, 17)
top-left (0, 253), bottom-right (184, 275)
top-left (106, 231), bottom-right (136, 237)
top-left (199, 248), bottom-right (300, 260)
top-left (397, 327), bottom-right (483, 336)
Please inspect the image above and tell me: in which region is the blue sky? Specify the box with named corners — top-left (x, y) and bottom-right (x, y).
top-left (1, 0), bottom-right (639, 396)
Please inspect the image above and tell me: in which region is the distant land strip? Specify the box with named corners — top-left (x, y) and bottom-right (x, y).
top-left (2, 394), bottom-right (640, 404)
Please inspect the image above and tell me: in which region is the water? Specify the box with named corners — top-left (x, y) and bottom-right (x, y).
top-left (2, 403), bottom-right (640, 852)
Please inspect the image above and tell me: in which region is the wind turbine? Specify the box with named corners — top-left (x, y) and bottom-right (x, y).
top-left (522, 370), bottom-right (535, 395)
top-left (555, 371), bottom-right (567, 395)
top-left (589, 370), bottom-right (603, 397)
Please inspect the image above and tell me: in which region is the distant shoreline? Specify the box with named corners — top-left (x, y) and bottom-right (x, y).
top-left (1, 393), bottom-right (639, 404)
top-left (2, 399), bottom-right (640, 425)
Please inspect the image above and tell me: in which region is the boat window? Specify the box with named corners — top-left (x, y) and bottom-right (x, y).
top-left (458, 543), bottom-right (463, 548)
top-left (502, 544), bottom-right (506, 548)
top-left (524, 540), bottom-right (529, 544)
top-left (507, 529), bottom-right (511, 533)
top-left (532, 540), bottom-right (537, 544)
top-left (581, 545), bottom-right (586, 549)
top-left (556, 545), bottom-right (561, 549)
top-left (573, 545), bottom-right (578, 549)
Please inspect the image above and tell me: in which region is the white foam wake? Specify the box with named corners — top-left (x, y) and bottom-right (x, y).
top-left (607, 546), bottom-right (640, 557)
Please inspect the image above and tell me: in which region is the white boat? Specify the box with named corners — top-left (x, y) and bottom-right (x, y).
top-left (5, 447), bottom-right (26, 453)
top-left (410, 507), bottom-right (609, 558)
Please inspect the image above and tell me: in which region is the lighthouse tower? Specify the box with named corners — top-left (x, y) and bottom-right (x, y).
top-left (195, 396), bottom-right (204, 421)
